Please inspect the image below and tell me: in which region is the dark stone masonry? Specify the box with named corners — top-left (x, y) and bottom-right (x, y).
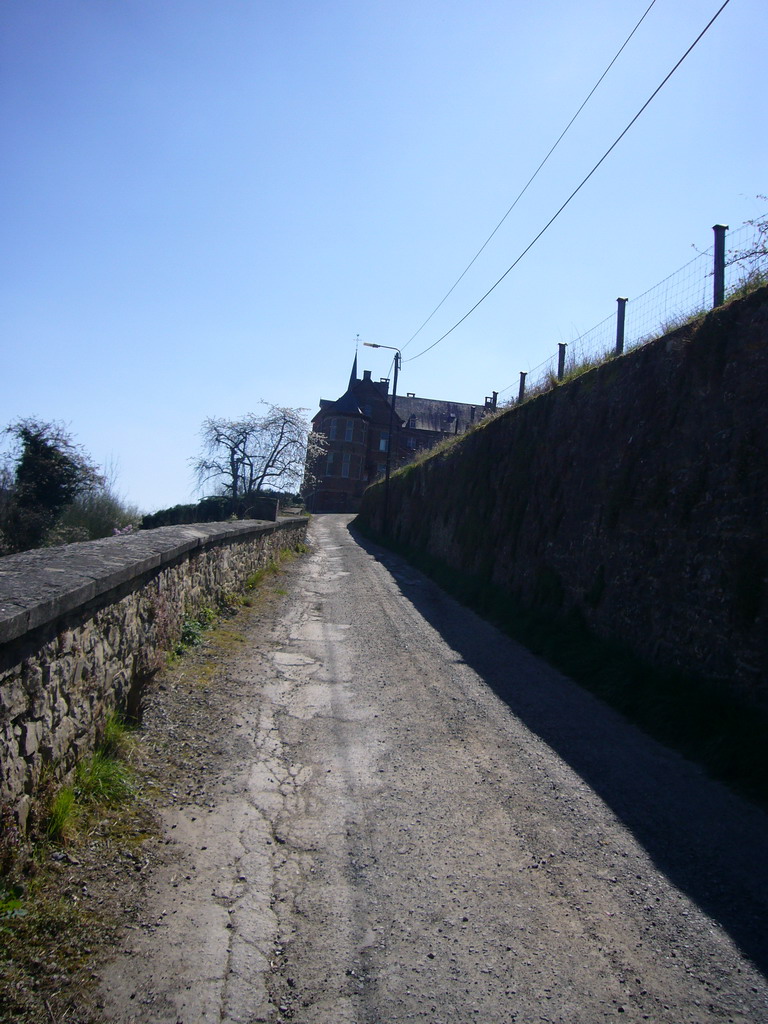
top-left (359, 287), bottom-right (768, 712)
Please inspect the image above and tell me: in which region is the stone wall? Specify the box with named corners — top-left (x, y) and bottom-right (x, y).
top-left (0, 518), bottom-right (307, 827)
top-left (358, 286), bottom-right (768, 711)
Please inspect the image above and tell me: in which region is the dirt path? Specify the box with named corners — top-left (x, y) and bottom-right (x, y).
top-left (98, 514), bottom-right (768, 1023)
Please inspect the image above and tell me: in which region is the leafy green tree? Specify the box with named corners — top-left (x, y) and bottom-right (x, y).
top-left (0, 420), bottom-right (102, 552)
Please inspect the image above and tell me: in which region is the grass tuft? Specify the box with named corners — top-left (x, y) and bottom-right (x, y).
top-left (100, 712), bottom-right (132, 759)
top-left (45, 787), bottom-right (75, 843)
top-left (75, 751), bottom-right (135, 805)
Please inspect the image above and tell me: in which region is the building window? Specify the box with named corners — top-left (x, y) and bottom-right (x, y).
top-left (328, 417), bottom-right (359, 442)
top-left (378, 433), bottom-right (389, 452)
top-left (377, 463), bottom-right (387, 477)
top-left (326, 452), bottom-right (337, 476)
top-left (406, 436), bottom-right (417, 449)
top-left (341, 452), bottom-right (351, 478)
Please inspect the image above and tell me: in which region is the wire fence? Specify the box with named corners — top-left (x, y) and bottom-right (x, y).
top-left (499, 215), bottom-right (768, 405)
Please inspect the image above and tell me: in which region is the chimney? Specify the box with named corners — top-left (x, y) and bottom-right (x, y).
top-left (363, 370), bottom-right (372, 380)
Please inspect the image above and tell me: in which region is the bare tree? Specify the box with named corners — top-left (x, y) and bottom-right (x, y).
top-left (192, 404), bottom-right (326, 498)
top-left (727, 203), bottom-right (768, 275)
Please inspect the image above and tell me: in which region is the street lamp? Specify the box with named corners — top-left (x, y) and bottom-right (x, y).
top-left (364, 342), bottom-right (402, 535)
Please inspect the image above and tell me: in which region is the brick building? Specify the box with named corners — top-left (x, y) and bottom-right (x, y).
top-left (306, 357), bottom-right (496, 512)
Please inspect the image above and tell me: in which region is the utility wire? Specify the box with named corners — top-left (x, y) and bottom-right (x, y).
top-left (400, 0), bottom-right (659, 353)
top-left (404, 0), bottom-right (732, 364)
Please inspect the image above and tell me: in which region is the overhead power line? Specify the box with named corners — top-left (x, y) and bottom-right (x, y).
top-left (405, 0), bottom-right (732, 365)
top-left (401, 0), bottom-right (659, 354)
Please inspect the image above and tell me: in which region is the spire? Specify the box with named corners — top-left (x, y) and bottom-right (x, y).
top-left (348, 352), bottom-right (358, 390)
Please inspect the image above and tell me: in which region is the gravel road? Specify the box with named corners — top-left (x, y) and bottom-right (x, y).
top-left (99, 513), bottom-right (768, 1024)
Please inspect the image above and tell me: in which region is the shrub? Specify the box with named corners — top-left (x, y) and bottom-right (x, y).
top-left (45, 484), bottom-right (141, 546)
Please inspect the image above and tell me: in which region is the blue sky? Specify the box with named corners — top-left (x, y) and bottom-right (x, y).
top-left (2, 0), bottom-right (765, 512)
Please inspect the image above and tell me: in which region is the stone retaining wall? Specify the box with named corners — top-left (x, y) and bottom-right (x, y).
top-left (0, 518), bottom-right (308, 827)
top-left (359, 287), bottom-right (768, 710)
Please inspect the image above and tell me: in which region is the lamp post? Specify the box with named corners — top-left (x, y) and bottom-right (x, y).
top-left (364, 342), bottom-right (401, 535)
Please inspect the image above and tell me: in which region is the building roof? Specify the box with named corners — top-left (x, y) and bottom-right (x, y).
top-left (321, 389), bottom-right (365, 417)
top-left (394, 394), bottom-right (482, 434)
top-left (315, 357), bottom-right (488, 434)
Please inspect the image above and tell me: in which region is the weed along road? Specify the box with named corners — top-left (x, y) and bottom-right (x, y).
top-left (99, 513), bottom-right (768, 1024)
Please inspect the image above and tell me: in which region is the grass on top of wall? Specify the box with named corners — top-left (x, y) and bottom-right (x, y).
top-left (353, 521), bottom-right (768, 811)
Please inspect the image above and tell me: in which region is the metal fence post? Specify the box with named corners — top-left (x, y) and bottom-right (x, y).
top-left (615, 297), bottom-right (628, 355)
top-left (518, 371), bottom-right (527, 403)
top-left (557, 343), bottom-right (567, 381)
top-left (713, 224), bottom-right (728, 307)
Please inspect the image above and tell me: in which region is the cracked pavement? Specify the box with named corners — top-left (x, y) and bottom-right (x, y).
top-left (98, 514), bottom-right (768, 1023)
